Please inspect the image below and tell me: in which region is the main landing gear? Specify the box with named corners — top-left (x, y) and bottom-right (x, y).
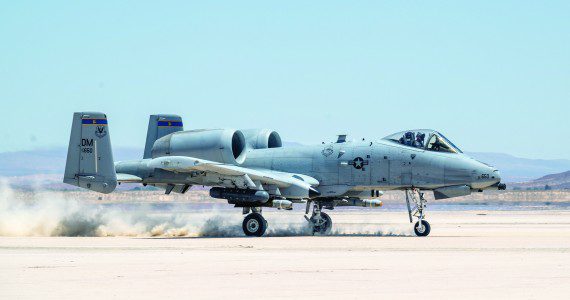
top-left (242, 207), bottom-right (268, 237)
top-left (241, 202), bottom-right (334, 237)
top-left (406, 189), bottom-right (431, 237)
top-left (305, 201), bottom-right (333, 235)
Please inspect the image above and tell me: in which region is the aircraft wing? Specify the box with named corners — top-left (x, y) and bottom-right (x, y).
top-left (147, 156), bottom-right (319, 197)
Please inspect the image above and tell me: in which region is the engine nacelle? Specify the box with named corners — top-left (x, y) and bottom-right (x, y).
top-left (241, 129), bottom-right (282, 149)
top-left (151, 129), bottom-right (247, 164)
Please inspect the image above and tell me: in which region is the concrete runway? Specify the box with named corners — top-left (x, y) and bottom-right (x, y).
top-left (1, 210), bottom-right (569, 299)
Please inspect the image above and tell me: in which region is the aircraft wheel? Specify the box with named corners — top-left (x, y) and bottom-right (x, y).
top-left (414, 220), bottom-right (431, 237)
top-left (310, 212), bottom-right (332, 235)
top-left (243, 213), bottom-right (267, 237)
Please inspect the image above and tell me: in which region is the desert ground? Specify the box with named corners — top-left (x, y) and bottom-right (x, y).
top-left (1, 207), bottom-right (569, 299)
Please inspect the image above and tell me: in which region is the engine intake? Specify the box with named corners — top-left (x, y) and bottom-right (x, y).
top-left (241, 129), bottom-right (282, 149)
top-left (151, 129), bottom-right (247, 164)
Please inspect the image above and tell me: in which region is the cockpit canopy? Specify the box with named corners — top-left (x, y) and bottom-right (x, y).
top-left (383, 129), bottom-right (463, 154)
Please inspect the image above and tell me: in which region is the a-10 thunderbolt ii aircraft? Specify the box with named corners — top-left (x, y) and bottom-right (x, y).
top-left (64, 112), bottom-right (506, 237)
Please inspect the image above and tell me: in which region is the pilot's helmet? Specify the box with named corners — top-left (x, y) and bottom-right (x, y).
top-left (416, 133), bottom-right (425, 141)
top-left (405, 132), bottom-right (414, 139)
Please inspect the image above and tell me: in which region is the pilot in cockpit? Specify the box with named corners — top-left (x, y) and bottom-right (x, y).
top-left (414, 133), bottom-right (425, 148)
top-left (399, 131), bottom-right (415, 147)
top-left (388, 130), bottom-right (461, 154)
top-left (399, 131), bottom-right (426, 149)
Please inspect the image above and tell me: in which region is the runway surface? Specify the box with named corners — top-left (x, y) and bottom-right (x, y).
top-left (1, 210), bottom-right (569, 299)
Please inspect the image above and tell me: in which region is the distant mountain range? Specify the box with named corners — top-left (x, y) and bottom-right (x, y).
top-left (509, 171), bottom-right (570, 190)
top-left (1, 147), bottom-right (569, 189)
top-left (0, 147), bottom-right (142, 177)
top-left (464, 152), bottom-right (570, 182)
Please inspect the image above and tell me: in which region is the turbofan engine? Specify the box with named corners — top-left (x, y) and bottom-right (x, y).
top-left (151, 129), bottom-right (247, 164)
top-left (241, 129), bottom-right (282, 149)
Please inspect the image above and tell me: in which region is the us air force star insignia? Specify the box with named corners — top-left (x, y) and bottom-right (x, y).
top-left (353, 157), bottom-right (364, 169)
top-left (95, 126), bottom-right (107, 138)
top-left (349, 157), bottom-right (369, 170)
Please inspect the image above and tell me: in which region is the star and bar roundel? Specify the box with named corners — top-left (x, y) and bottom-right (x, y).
top-left (349, 157), bottom-right (369, 170)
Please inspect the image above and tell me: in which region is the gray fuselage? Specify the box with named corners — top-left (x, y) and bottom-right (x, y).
top-left (116, 139), bottom-right (500, 199)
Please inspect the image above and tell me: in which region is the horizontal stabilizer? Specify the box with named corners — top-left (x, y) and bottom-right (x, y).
top-left (116, 173), bottom-right (143, 183)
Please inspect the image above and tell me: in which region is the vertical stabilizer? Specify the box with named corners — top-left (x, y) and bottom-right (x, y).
top-left (143, 114), bottom-right (183, 158)
top-left (63, 112), bottom-right (117, 193)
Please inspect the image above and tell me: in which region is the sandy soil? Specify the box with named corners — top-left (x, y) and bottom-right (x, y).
top-left (1, 210), bottom-right (569, 299)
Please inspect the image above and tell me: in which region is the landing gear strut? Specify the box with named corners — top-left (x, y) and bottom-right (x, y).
top-left (305, 202), bottom-right (332, 235)
top-left (242, 208), bottom-right (267, 237)
top-left (406, 189), bottom-right (431, 237)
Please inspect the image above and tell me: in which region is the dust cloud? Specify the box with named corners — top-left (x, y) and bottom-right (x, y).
top-left (0, 181), bottom-right (242, 237)
top-left (0, 181), bottom-right (412, 237)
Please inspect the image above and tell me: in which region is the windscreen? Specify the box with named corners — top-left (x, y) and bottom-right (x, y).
top-left (383, 130), bottom-right (462, 154)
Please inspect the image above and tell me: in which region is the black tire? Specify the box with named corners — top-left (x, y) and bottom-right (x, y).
top-left (242, 213), bottom-right (267, 237)
top-left (310, 212), bottom-right (332, 235)
top-left (414, 220), bottom-right (431, 237)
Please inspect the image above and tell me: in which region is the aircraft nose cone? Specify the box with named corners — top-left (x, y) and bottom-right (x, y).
top-left (493, 169), bottom-right (507, 190)
top-left (493, 169), bottom-right (501, 184)
top-left (471, 160), bottom-right (503, 190)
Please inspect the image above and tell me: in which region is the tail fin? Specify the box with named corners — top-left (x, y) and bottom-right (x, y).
top-left (63, 112), bottom-right (117, 194)
top-left (143, 114), bottom-right (183, 159)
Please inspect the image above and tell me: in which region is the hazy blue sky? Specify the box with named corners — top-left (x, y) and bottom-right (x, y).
top-left (0, 1), bottom-right (568, 159)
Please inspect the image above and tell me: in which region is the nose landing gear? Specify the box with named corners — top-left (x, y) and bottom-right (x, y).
top-left (406, 189), bottom-right (431, 237)
top-left (414, 220), bottom-right (431, 237)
